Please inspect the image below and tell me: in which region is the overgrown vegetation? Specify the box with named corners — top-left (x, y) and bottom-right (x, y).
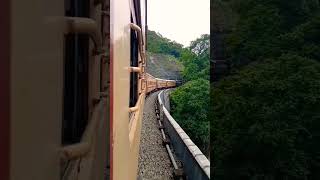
top-left (170, 34), bottom-right (210, 156)
top-left (147, 30), bottom-right (183, 58)
top-left (212, 0), bottom-right (320, 179)
top-left (181, 34), bottom-right (210, 81)
top-left (225, 0), bottom-right (320, 67)
top-left (171, 79), bottom-right (210, 154)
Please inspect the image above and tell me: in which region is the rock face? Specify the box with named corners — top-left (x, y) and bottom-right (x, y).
top-left (138, 92), bottom-right (174, 180)
top-left (146, 52), bottom-right (183, 81)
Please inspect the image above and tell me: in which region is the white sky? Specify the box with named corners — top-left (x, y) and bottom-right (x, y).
top-left (147, 0), bottom-right (210, 47)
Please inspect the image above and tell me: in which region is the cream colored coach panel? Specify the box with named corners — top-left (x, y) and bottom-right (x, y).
top-left (10, 0), bottom-right (64, 179)
top-left (129, 93), bottom-right (145, 179)
top-left (110, 0), bottom-right (131, 179)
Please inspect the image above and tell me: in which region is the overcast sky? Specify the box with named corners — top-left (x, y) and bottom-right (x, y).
top-left (147, 0), bottom-right (210, 47)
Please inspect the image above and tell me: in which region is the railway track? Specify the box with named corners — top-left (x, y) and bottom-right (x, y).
top-left (138, 90), bottom-right (210, 180)
top-left (138, 91), bottom-right (175, 179)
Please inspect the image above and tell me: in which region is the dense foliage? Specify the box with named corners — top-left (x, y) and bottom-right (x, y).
top-left (147, 30), bottom-right (183, 58)
top-left (171, 79), bottom-right (210, 154)
top-left (170, 34), bottom-right (210, 156)
top-left (212, 0), bottom-right (320, 179)
top-left (181, 34), bottom-right (210, 81)
top-left (212, 55), bottom-right (320, 179)
top-left (225, 0), bottom-right (320, 67)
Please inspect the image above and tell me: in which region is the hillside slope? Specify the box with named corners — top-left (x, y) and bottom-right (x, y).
top-left (146, 52), bottom-right (183, 80)
top-left (146, 29), bottom-right (184, 80)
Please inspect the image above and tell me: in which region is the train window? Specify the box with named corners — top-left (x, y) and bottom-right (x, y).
top-left (129, 1), bottom-right (142, 108)
top-left (62, 0), bottom-right (90, 145)
top-left (129, 15), bottom-right (139, 108)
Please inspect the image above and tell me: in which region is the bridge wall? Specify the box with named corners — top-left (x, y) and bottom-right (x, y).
top-left (157, 90), bottom-right (210, 180)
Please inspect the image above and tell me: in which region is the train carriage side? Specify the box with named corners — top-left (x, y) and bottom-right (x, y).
top-left (166, 80), bottom-right (176, 88)
top-left (0, 0), bottom-right (177, 179)
top-left (1, 0), bottom-right (111, 179)
top-left (110, 0), bottom-right (148, 179)
top-left (145, 73), bottom-right (157, 93)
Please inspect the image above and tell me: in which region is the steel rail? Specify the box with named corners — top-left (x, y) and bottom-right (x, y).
top-left (156, 91), bottom-right (180, 170)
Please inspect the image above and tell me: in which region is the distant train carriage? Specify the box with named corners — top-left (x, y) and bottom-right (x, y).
top-left (155, 78), bottom-right (167, 89)
top-left (166, 80), bottom-right (176, 87)
top-left (145, 73), bottom-right (176, 94)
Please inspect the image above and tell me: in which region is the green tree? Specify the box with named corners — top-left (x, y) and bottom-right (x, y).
top-left (212, 1), bottom-right (320, 179)
top-left (147, 30), bottom-right (183, 58)
top-left (225, 0), bottom-right (320, 67)
top-left (180, 34), bottom-right (210, 81)
top-left (171, 79), bottom-right (210, 155)
top-left (212, 54), bottom-right (320, 179)
top-left (279, 15), bottom-right (320, 61)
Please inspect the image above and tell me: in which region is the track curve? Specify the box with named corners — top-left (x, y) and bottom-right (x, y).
top-left (138, 91), bottom-right (174, 180)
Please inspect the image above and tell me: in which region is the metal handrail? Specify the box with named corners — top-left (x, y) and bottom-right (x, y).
top-left (129, 67), bottom-right (142, 73)
top-left (60, 100), bottom-right (102, 160)
top-left (64, 17), bottom-right (103, 54)
top-left (129, 93), bottom-right (143, 113)
top-left (130, 23), bottom-right (145, 63)
top-left (60, 15), bottom-right (107, 160)
top-left (128, 22), bottom-right (147, 114)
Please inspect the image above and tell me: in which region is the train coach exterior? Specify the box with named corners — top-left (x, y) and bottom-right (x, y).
top-left (1, 0), bottom-right (110, 179)
top-left (0, 0), bottom-right (176, 179)
top-left (166, 80), bottom-right (176, 87)
top-left (111, 1), bottom-right (178, 178)
top-left (145, 73), bottom-right (176, 94)
top-left (155, 78), bottom-right (168, 89)
top-left (146, 79), bottom-right (157, 93)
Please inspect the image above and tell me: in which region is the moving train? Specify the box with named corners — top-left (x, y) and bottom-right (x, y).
top-left (0, 0), bottom-right (175, 180)
top-left (146, 73), bottom-right (176, 94)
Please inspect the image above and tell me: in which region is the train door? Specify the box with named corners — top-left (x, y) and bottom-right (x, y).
top-left (61, 0), bottom-right (109, 179)
top-left (2, 0), bottom-right (110, 179)
top-left (110, 0), bottom-right (147, 179)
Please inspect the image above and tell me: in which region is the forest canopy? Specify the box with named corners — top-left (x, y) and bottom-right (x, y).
top-left (212, 0), bottom-right (320, 179)
top-left (170, 34), bottom-right (210, 156)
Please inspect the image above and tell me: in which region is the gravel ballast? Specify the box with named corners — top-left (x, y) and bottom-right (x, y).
top-left (138, 92), bottom-right (174, 180)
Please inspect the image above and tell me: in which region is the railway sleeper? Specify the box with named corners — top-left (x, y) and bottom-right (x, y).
top-left (162, 138), bottom-right (171, 146)
top-left (173, 168), bottom-right (185, 180)
top-left (158, 125), bottom-right (165, 130)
